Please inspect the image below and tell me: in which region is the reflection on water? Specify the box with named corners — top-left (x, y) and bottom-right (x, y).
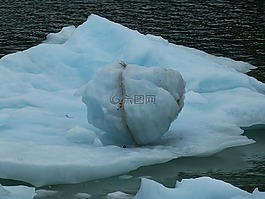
top-left (0, 0), bottom-right (264, 198)
top-left (0, 0), bottom-right (264, 81)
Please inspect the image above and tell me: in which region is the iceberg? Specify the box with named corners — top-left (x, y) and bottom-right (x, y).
top-left (0, 14), bottom-right (265, 186)
top-left (134, 177), bottom-right (265, 199)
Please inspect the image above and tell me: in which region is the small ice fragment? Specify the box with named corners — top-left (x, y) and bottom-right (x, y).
top-left (107, 191), bottom-right (134, 199)
top-left (135, 177), bottom-right (253, 199)
top-left (119, 174), bottom-right (133, 179)
top-left (35, 189), bottom-right (58, 197)
top-left (1, 184), bottom-right (36, 199)
top-left (74, 192), bottom-right (92, 198)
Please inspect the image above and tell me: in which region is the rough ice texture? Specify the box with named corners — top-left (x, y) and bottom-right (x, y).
top-left (0, 14), bottom-right (265, 186)
top-left (135, 177), bottom-right (265, 199)
top-left (76, 61), bottom-right (185, 145)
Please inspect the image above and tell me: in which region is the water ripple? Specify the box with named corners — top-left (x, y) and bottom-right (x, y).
top-left (0, 0), bottom-right (264, 81)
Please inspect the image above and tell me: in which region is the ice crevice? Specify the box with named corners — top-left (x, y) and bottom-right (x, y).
top-left (118, 61), bottom-right (139, 146)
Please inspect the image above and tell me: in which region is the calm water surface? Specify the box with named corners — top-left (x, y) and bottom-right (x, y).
top-left (0, 0), bottom-right (264, 198)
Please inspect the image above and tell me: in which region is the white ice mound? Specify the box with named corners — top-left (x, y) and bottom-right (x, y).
top-left (135, 177), bottom-right (265, 199)
top-left (67, 126), bottom-right (103, 146)
top-left (43, 25), bottom-right (76, 44)
top-left (76, 61), bottom-right (185, 145)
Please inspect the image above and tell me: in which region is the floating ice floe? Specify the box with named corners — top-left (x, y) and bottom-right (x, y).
top-left (0, 14), bottom-right (265, 186)
top-left (135, 177), bottom-right (265, 199)
top-left (0, 184), bottom-right (35, 199)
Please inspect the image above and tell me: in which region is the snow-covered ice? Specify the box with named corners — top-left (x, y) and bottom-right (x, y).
top-left (135, 177), bottom-right (265, 199)
top-left (76, 61), bottom-right (185, 145)
top-left (0, 184), bottom-right (35, 199)
top-left (0, 14), bottom-right (265, 186)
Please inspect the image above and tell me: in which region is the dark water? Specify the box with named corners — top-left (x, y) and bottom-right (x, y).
top-left (0, 0), bottom-right (265, 198)
top-left (0, 0), bottom-right (265, 81)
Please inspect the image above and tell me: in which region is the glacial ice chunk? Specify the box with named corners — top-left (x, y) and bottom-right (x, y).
top-left (0, 14), bottom-right (265, 186)
top-left (135, 177), bottom-right (265, 199)
top-left (76, 61), bottom-right (185, 145)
